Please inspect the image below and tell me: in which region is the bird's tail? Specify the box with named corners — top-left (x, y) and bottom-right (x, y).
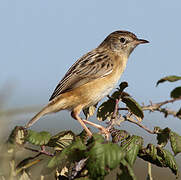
top-left (25, 105), bottom-right (50, 128)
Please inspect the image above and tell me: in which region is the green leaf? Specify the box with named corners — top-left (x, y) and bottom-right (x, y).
top-left (47, 137), bottom-right (86, 169)
top-left (118, 158), bottom-right (136, 180)
top-left (97, 99), bottom-right (115, 121)
top-left (86, 134), bottom-right (125, 179)
top-left (156, 75), bottom-right (181, 86)
top-left (47, 130), bottom-right (75, 151)
top-left (26, 130), bottom-right (51, 146)
top-left (120, 135), bottom-right (143, 166)
top-left (111, 129), bottom-right (130, 143)
top-left (157, 147), bottom-right (179, 177)
top-left (138, 144), bottom-right (179, 177)
top-left (170, 131), bottom-right (181, 155)
top-left (170, 86), bottom-right (181, 99)
top-left (154, 127), bottom-right (171, 147)
top-left (138, 144), bottom-right (164, 167)
top-left (122, 96), bottom-right (144, 120)
top-left (83, 104), bottom-right (97, 119)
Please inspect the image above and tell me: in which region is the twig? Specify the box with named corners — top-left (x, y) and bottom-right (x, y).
top-left (24, 146), bottom-right (54, 157)
top-left (142, 97), bottom-right (181, 110)
top-left (124, 115), bottom-right (155, 134)
top-left (147, 162), bottom-right (153, 180)
top-left (142, 97), bottom-right (181, 119)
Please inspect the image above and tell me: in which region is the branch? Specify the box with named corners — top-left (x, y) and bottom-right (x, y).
top-left (124, 115), bottom-right (156, 134)
top-left (24, 146), bottom-right (54, 157)
top-left (142, 97), bottom-right (181, 119)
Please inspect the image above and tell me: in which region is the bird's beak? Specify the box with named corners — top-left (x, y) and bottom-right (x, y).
top-left (136, 39), bottom-right (149, 44)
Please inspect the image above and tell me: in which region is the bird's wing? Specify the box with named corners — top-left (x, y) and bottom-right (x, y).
top-left (49, 49), bottom-right (114, 101)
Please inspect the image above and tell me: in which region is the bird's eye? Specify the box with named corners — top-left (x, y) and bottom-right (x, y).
top-left (120, 37), bottom-right (126, 44)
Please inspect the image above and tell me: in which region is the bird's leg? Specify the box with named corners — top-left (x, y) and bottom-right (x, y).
top-left (82, 119), bottom-right (110, 140)
top-left (71, 109), bottom-right (92, 137)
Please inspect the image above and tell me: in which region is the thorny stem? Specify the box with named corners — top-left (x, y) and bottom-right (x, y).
top-left (142, 97), bottom-right (181, 110)
top-left (114, 97), bottom-right (181, 134)
top-left (24, 146), bottom-right (54, 157)
top-left (124, 115), bottom-right (156, 134)
top-left (142, 97), bottom-right (181, 119)
top-left (118, 97), bottom-right (181, 119)
top-left (106, 99), bottom-right (120, 130)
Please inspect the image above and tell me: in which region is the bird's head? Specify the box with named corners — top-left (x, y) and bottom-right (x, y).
top-left (99, 30), bottom-right (149, 57)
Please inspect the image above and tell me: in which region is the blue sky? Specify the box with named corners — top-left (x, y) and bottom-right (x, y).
top-left (0, 1), bottom-right (181, 134)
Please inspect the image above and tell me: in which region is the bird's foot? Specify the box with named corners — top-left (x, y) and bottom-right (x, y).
top-left (97, 126), bottom-right (110, 140)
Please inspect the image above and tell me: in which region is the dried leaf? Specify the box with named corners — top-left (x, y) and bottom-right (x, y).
top-left (97, 99), bottom-right (115, 121)
top-left (154, 127), bottom-right (171, 147)
top-left (47, 130), bottom-right (75, 151)
top-left (83, 104), bottom-right (97, 119)
top-left (111, 129), bottom-right (130, 143)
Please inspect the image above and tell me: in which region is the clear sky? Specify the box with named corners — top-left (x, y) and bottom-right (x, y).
top-left (0, 1), bottom-right (181, 134)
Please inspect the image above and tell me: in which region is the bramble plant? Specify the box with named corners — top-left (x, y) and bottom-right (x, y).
top-left (0, 75), bottom-right (181, 180)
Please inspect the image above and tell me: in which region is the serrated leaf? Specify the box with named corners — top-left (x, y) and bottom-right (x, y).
top-left (156, 75), bottom-right (181, 86)
top-left (26, 130), bottom-right (51, 146)
top-left (138, 144), bottom-right (179, 177)
top-left (47, 137), bottom-right (86, 169)
top-left (155, 127), bottom-right (171, 147)
top-left (97, 99), bottom-right (115, 121)
top-left (138, 144), bottom-right (166, 167)
top-left (86, 134), bottom-right (125, 179)
top-left (157, 147), bottom-right (179, 177)
top-left (170, 131), bottom-right (181, 155)
top-left (83, 104), bottom-right (97, 120)
top-left (120, 135), bottom-right (143, 166)
top-left (87, 133), bottom-right (105, 145)
top-left (111, 129), bottom-right (130, 143)
top-left (122, 96), bottom-right (144, 120)
top-left (170, 86), bottom-right (181, 99)
top-left (47, 130), bottom-right (75, 151)
top-left (118, 158), bottom-right (136, 180)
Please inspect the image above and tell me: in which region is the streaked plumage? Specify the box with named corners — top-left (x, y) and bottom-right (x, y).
top-left (25, 30), bottom-right (149, 139)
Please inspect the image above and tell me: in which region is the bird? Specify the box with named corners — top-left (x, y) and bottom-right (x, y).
top-left (25, 30), bottom-right (149, 138)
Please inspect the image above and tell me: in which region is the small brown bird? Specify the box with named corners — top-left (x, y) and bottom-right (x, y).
top-left (25, 30), bottom-right (149, 138)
